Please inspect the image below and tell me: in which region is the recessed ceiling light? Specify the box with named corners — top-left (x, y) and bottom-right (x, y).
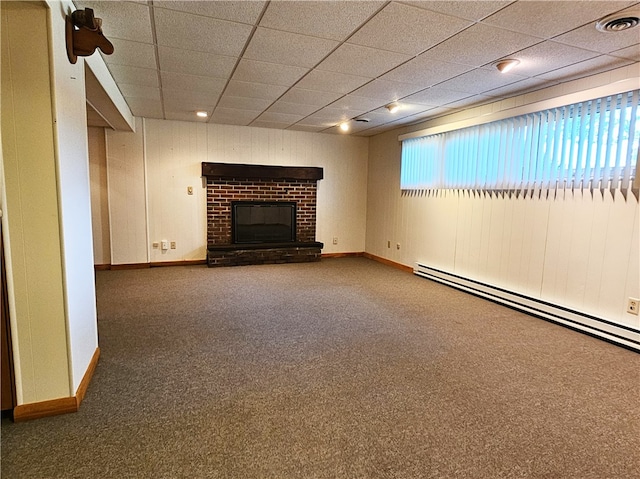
top-left (495, 59), bottom-right (520, 73)
top-left (196, 111), bottom-right (208, 118)
top-left (596, 10), bottom-right (640, 32)
top-left (386, 103), bottom-right (400, 113)
top-left (339, 122), bottom-right (350, 132)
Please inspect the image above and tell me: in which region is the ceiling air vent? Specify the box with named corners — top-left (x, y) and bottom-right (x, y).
top-left (355, 118), bottom-right (370, 123)
top-left (596, 10), bottom-right (640, 32)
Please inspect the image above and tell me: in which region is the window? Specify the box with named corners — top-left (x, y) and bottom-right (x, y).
top-left (401, 90), bottom-right (640, 196)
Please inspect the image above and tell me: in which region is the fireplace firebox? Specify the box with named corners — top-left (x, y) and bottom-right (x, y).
top-left (232, 201), bottom-right (296, 244)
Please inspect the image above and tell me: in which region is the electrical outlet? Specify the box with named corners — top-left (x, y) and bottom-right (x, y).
top-left (387, 240), bottom-right (391, 248)
top-left (187, 186), bottom-right (193, 195)
top-left (627, 298), bottom-right (639, 315)
top-left (396, 243), bottom-right (400, 250)
top-left (152, 242), bottom-right (159, 249)
top-left (161, 240), bottom-right (169, 251)
top-left (332, 237), bottom-right (338, 245)
top-left (170, 241), bottom-right (176, 249)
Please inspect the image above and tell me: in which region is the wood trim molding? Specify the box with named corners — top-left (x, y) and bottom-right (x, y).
top-left (363, 252), bottom-right (413, 273)
top-left (100, 260), bottom-right (208, 271)
top-left (13, 347), bottom-right (100, 422)
top-left (150, 260), bottom-right (207, 267)
top-left (321, 252), bottom-right (364, 259)
top-left (110, 263), bottom-right (150, 270)
top-left (13, 397), bottom-right (77, 422)
top-left (202, 162), bottom-right (323, 181)
top-left (75, 347), bottom-right (100, 405)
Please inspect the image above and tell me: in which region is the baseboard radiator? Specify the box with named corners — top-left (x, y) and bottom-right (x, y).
top-left (414, 263), bottom-right (640, 352)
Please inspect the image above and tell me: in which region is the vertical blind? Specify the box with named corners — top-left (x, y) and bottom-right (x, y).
top-left (401, 90), bottom-right (640, 198)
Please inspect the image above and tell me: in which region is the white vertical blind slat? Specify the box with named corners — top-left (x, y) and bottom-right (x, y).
top-left (400, 90), bottom-right (639, 198)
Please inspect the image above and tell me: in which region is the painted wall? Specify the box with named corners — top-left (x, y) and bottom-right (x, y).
top-left (101, 119), bottom-right (369, 264)
top-left (366, 66), bottom-right (640, 330)
top-left (47, 0), bottom-right (99, 393)
top-left (1, 2), bottom-right (71, 403)
top-left (88, 127), bottom-right (111, 265)
top-left (1, 0), bottom-right (102, 404)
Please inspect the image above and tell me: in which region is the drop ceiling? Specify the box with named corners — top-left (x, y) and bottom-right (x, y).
top-left (78, 0), bottom-right (640, 136)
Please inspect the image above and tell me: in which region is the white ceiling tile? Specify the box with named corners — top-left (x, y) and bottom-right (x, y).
top-left (536, 55), bottom-right (635, 82)
top-left (350, 78), bottom-right (425, 101)
top-left (267, 102), bottom-right (321, 116)
top-left (513, 41), bottom-right (600, 77)
top-left (254, 111), bottom-right (304, 123)
top-left (349, 2), bottom-right (471, 56)
top-left (610, 44), bottom-right (640, 62)
top-left (76, 1), bottom-right (153, 43)
top-left (375, 102), bottom-right (436, 119)
top-left (160, 72), bottom-right (226, 95)
top-left (154, 1), bottom-right (266, 24)
top-left (328, 95), bottom-right (388, 111)
top-left (217, 96), bottom-right (273, 111)
top-left (445, 94), bottom-right (494, 109)
top-left (425, 23), bottom-right (541, 67)
top-left (224, 81), bottom-right (288, 101)
top-left (154, 8), bottom-right (252, 57)
top-left (108, 64), bottom-right (158, 87)
top-left (158, 46), bottom-right (237, 79)
top-left (296, 70), bottom-right (372, 94)
top-left (482, 1), bottom-right (635, 39)
top-left (554, 23), bottom-right (640, 55)
top-left (287, 124), bottom-right (326, 133)
top-left (125, 97), bottom-right (163, 119)
top-left (402, 1), bottom-right (512, 22)
top-left (259, 1), bottom-right (384, 40)
top-left (278, 88), bottom-right (343, 106)
top-left (118, 84), bottom-right (161, 100)
top-left (232, 60), bottom-right (309, 87)
top-left (305, 108), bottom-right (357, 123)
top-left (317, 43), bottom-right (411, 78)
top-left (484, 77), bottom-right (557, 97)
top-left (244, 28), bottom-right (339, 68)
top-left (101, 38), bottom-right (156, 69)
top-left (402, 86), bottom-right (473, 106)
top-left (251, 121), bottom-right (295, 130)
top-left (163, 89), bottom-right (221, 110)
top-left (211, 108), bottom-right (261, 125)
top-left (165, 110), bottom-right (211, 122)
top-left (435, 69), bottom-right (526, 94)
top-left (382, 57), bottom-right (472, 86)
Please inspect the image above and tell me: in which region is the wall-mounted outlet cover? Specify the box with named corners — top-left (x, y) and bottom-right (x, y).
top-left (332, 237), bottom-right (338, 245)
top-left (627, 298), bottom-right (639, 315)
top-left (187, 186), bottom-right (193, 195)
top-left (171, 241), bottom-right (176, 249)
top-left (387, 240), bottom-right (391, 248)
top-left (396, 243), bottom-right (400, 250)
top-left (152, 242), bottom-right (159, 249)
top-left (161, 240), bottom-right (169, 251)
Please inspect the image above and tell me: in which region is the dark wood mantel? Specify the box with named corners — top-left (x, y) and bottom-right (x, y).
top-left (201, 162), bottom-right (323, 181)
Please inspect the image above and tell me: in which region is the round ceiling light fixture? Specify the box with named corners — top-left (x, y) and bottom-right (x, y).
top-left (596, 10), bottom-right (640, 32)
top-left (196, 111), bottom-right (208, 118)
top-left (495, 59), bottom-right (520, 73)
top-left (339, 122), bottom-right (350, 132)
top-left (386, 103), bottom-right (400, 113)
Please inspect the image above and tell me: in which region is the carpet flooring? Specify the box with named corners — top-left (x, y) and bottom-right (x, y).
top-left (1, 257), bottom-right (639, 478)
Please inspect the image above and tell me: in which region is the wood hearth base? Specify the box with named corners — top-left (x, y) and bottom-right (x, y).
top-left (207, 242), bottom-right (324, 267)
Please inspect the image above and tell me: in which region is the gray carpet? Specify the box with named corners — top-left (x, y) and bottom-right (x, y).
top-left (2, 257), bottom-right (639, 478)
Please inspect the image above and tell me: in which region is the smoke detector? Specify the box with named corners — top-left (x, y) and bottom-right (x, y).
top-left (596, 10), bottom-right (640, 32)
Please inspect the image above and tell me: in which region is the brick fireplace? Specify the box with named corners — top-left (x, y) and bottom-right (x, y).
top-left (202, 162), bottom-right (324, 267)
